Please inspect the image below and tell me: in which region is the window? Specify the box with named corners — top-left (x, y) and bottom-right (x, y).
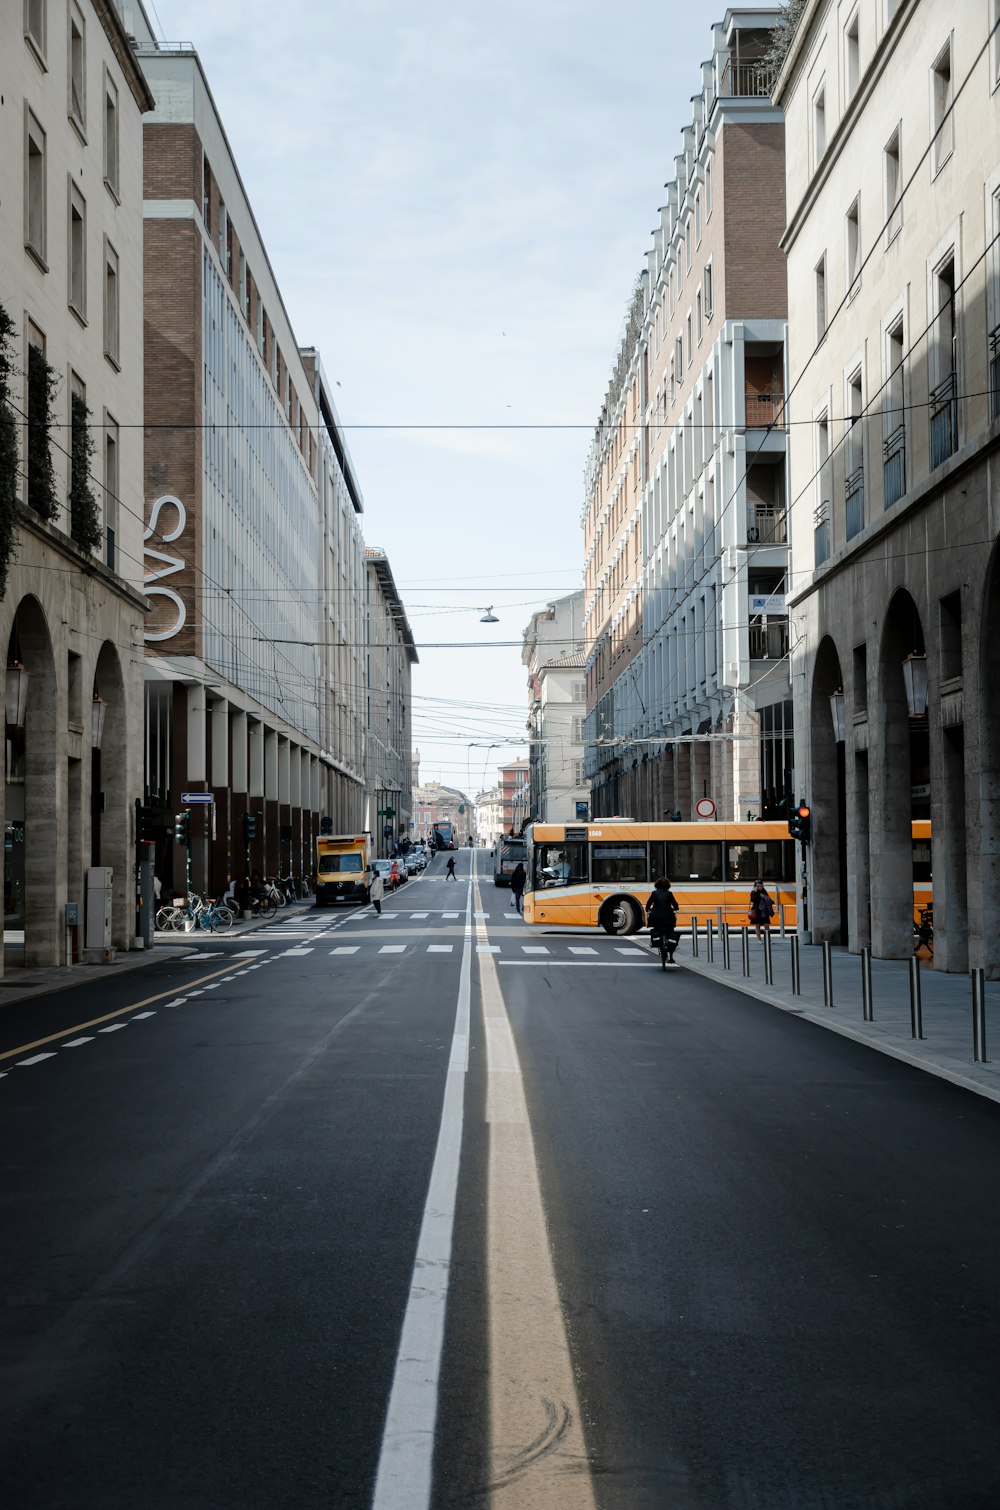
top-left (572, 679), bottom-right (585, 702)
top-left (705, 158), bottom-right (713, 217)
top-left (201, 153), bottom-right (212, 233)
top-left (104, 76), bottom-right (119, 197)
top-left (704, 261), bottom-right (713, 320)
top-left (104, 239), bottom-right (119, 365)
top-left (676, 335), bottom-right (684, 378)
top-left (884, 127), bottom-right (902, 243)
top-left (930, 253), bottom-right (958, 464)
top-left (68, 3), bottom-right (85, 133)
top-left (592, 843), bottom-right (647, 885)
top-left (725, 842), bottom-right (793, 882)
top-left (25, 0), bottom-right (46, 61)
top-left (844, 9), bottom-right (860, 103)
top-left (846, 367), bottom-right (865, 537)
top-left (884, 318), bottom-right (906, 506)
top-left (686, 313), bottom-right (693, 362)
top-left (255, 289), bottom-right (264, 351)
top-left (572, 714), bottom-right (584, 742)
top-left (696, 288), bottom-right (703, 342)
top-left (695, 189), bottom-right (702, 245)
top-left (218, 203), bottom-right (230, 276)
top-left (649, 840), bottom-right (722, 882)
top-left (845, 197), bottom-right (860, 294)
top-left (685, 220), bottom-right (692, 271)
top-left (239, 251), bottom-right (247, 314)
top-left (25, 109), bottom-right (47, 265)
top-left (68, 183), bottom-right (86, 320)
top-left (932, 40), bottom-right (954, 172)
top-left (104, 414), bottom-right (119, 570)
top-left (815, 253), bottom-right (827, 339)
top-left (812, 84), bottom-right (826, 168)
top-left (535, 842), bottom-right (588, 888)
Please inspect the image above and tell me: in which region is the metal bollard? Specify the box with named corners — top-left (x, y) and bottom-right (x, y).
top-left (778, 904), bottom-right (786, 939)
top-left (908, 956), bottom-right (924, 1039)
top-left (822, 939), bottom-right (834, 1007)
top-left (972, 968), bottom-right (988, 1062)
top-left (722, 922), bottom-right (731, 971)
top-left (741, 925), bottom-right (750, 977)
top-left (691, 915), bottom-right (699, 958)
top-left (706, 919), bottom-right (714, 963)
top-left (763, 926), bottom-right (773, 986)
top-left (861, 946), bottom-right (874, 1021)
top-left (790, 933), bottom-right (800, 995)
top-left (717, 905), bottom-right (724, 934)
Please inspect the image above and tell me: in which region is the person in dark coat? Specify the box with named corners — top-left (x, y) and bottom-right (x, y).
top-left (748, 879), bottom-right (775, 940)
top-left (509, 862), bottom-right (526, 915)
top-left (645, 877), bottom-right (680, 962)
top-left (445, 856), bottom-right (457, 880)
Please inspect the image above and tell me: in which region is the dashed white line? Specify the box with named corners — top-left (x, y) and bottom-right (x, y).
top-left (427, 945), bottom-right (453, 953)
top-left (379, 945), bottom-right (406, 954)
top-left (282, 948), bottom-right (314, 956)
top-left (63, 1037), bottom-right (96, 1047)
top-left (521, 946), bottom-right (549, 954)
top-left (17, 1053), bottom-right (57, 1065)
top-left (331, 946), bottom-right (359, 955)
top-left (99, 1023), bottom-right (128, 1033)
top-left (476, 945), bottom-right (500, 954)
top-left (569, 946), bottom-right (598, 955)
top-left (132, 1012), bottom-right (157, 1020)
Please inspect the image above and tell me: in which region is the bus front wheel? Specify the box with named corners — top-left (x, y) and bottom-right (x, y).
top-left (600, 897), bottom-right (641, 936)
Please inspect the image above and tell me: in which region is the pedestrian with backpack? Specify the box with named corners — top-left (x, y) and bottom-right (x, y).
top-left (749, 880), bottom-right (775, 940)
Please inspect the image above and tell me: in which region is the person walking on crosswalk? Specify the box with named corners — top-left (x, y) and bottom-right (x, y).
top-left (369, 870), bottom-right (384, 915)
top-left (446, 856), bottom-right (457, 880)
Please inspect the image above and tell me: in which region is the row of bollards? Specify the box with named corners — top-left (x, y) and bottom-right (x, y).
top-left (691, 917), bottom-right (990, 1062)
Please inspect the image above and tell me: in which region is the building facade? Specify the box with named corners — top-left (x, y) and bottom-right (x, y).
top-left (475, 785), bottom-right (503, 845)
top-left (411, 779), bottom-right (473, 847)
top-left (776, 0), bottom-right (1000, 972)
top-left (522, 592), bottom-right (589, 823)
top-left (585, 10), bottom-right (792, 827)
top-left (0, 0), bottom-right (154, 966)
top-left (136, 18), bottom-right (349, 895)
top-left (365, 548), bottom-right (415, 856)
top-left (499, 758), bottom-right (530, 835)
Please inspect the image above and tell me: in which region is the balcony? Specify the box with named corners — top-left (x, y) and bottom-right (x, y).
top-left (744, 391), bottom-right (786, 428)
top-left (719, 57), bottom-right (776, 98)
top-left (882, 425), bottom-right (906, 509)
top-left (845, 467), bottom-right (865, 541)
top-left (746, 504), bottom-right (787, 545)
top-left (929, 371), bottom-right (958, 467)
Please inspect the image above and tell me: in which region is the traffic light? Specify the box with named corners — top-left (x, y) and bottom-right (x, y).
top-left (789, 801), bottom-right (812, 843)
top-left (173, 811), bottom-right (190, 846)
top-left (242, 812), bottom-right (258, 841)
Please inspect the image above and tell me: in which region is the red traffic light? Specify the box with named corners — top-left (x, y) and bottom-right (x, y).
top-left (798, 804), bottom-right (811, 818)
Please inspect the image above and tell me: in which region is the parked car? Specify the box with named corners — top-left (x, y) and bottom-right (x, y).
top-left (403, 852), bottom-right (421, 876)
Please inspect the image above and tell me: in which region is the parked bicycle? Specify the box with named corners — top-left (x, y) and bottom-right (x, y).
top-left (197, 897), bottom-right (234, 932)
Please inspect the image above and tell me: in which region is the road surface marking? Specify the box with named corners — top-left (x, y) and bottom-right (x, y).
top-left (330, 946), bottom-right (359, 955)
top-left (476, 873), bottom-right (598, 1509)
top-left (372, 851), bottom-right (474, 1510)
top-left (499, 961), bottom-right (650, 968)
top-left (427, 945), bottom-right (453, 953)
top-left (477, 944), bottom-right (500, 954)
top-left (442, 912), bottom-right (460, 918)
top-left (16, 1053), bottom-right (58, 1066)
top-left (231, 950), bottom-right (266, 958)
top-left (379, 945), bottom-right (407, 954)
top-left (615, 946), bottom-right (646, 956)
top-left (98, 1024), bottom-right (128, 1033)
top-left (568, 947), bottom-right (598, 955)
top-left (132, 1012), bottom-right (156, 1020)
top-left (63, 1037), bottom-right (95, 1047)
top-left (504, 913), bottom-right (520, 919)
top-left (281, 948), bottom-right (314, 956)
top-left (521, 946), bottom-right (549, 955)
top-left (410, 912), bottom-right (429, 918)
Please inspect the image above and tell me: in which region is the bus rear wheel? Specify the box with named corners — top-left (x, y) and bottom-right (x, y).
top-left (600, 897), bottom-right (641, 936)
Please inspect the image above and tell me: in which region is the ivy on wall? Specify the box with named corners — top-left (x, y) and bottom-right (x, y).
top-left (26, 342), bottom-right (59, 524)
top-left (0, 304), bottom-right (20, 599)
top-left (70, 392), bottom-right (102, 553)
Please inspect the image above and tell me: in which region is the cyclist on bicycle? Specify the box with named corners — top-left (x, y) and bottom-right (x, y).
top-left (646, 877), bottom-right (680, 964)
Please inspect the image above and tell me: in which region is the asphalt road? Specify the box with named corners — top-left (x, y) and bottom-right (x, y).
top-left (0, 846), bottom-right (998, 1509)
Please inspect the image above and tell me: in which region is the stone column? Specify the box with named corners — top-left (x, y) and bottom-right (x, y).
top-left (230, 711), bottom-right (248, 795)
top-left (211, 699), bottom-right (229, 788)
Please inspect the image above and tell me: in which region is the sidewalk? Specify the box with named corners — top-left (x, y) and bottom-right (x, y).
top-left (0, 900), bottom-right (315, 1009)
top-left (682, 931), bottom-right (1000, 1105)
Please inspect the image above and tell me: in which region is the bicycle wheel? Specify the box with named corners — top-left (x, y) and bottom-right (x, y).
top-left (259, 895), bottom-right (276, 917)
top-left (155, 907), bottom-right (172, 931)
top-left (659, 933), bottom-right (669, 970)
top-left (212, 907), bottom-right (234, 931)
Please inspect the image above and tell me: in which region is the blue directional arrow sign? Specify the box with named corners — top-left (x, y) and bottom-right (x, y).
top-left (180, 792), bottom-right (214, 804)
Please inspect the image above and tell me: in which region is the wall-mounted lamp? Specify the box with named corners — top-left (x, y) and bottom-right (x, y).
top-left (91, 692), bottom-right (108, 751)
top-left (829, 689), bottom-right (846, 743)
top-left (5, 662), bottom-right (30, 729)
top-left (901, 653), bottom-right (928, 719)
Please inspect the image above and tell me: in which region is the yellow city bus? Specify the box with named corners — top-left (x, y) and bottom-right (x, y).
top-left (523, 819), bottom-right (933, 936)
top-left (523, 820), bottom-right (797, 935)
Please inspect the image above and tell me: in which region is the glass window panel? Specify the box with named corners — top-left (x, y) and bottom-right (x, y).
top-left (725, 841), bottom-right (793, 882)
top-left (665, 841), bottom-right (723, 881)
top-left (534, 842), bottom-right (587, 888)
top-left (592, 843), bottom-right (647, 885)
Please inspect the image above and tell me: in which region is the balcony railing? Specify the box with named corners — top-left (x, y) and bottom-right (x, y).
top-left (814, 501), bottom-right (831, 567)
top-left (744, 392), bottom-right (786, 428)
top-left (746, 505), bottom-right (788, 545)
top-left (845, 467), bottom-right (865, 541)
top-left (929, 370), bottom-right (958, 467)
top-left (720, 58), bottom-right (776, 98)
top-left (882, 425), bottom-right (906, 509)
top-left (990, 324), bottom-right (1000, 422)
top-left (749, 620), bottom-right (789, 660)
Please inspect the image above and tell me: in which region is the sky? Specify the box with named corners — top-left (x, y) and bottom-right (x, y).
top-left (150, 0), bottom-right (712, 800)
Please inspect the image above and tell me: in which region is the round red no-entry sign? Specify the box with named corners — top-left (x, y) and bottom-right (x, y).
top-left (695, 797), bottom-right (716, 819)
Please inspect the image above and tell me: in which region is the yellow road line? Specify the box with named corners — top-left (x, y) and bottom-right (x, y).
top-left (474, 877), bottom-right (598, 1510)
top-left (0, 958), bottom-right (252, 1063)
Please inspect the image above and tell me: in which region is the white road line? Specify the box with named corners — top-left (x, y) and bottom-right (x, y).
top-left (474, 911), bottom-right (489, 918)
top-left (231, 950), bottom-right (266, 958)
top-left (477, 944), bottom-right (500, 954)
top-left (442, 912), bottom-right (460, 918)
top-left (499, 960), bottom-right (651, 967)
top-left (615, 946), bottom-right (647, 956)
top-left (63, 1036), bottom-right (95, 1047)
top-left (282, 948), bottom-right (314, 956)
top-left (427, 944), bottom-right (453, 953)
top-left (379, 945), bottom-right (406, 954)
top-left (409, 912), bottom-right (429, 919)
top-left (568, 946), bottom-right (598, 955)
top-left (132, 1011), bottom-right (157, 1019)
top-left (99, 1023), bottom-right (128, 1033)
top-left (504, 912), bottom-right (520, 919)
top-left (521, 945), bottom-right (550, 954)
top-left (372, 854), bottom-right (473, 1510)
top-left (17, 1053), bottom-right (57, 1065)
top-left (331, 946), bottom-right (359, 955)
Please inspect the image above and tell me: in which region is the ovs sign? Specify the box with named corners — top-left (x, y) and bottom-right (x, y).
top-left (143, 495), bottom-right (188, 642)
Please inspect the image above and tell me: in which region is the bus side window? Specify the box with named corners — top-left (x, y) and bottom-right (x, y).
top-left (592, 843), bottom-right (647, 885)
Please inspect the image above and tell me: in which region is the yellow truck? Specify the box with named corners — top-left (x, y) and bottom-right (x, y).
top-left (315, 833), bottom-right (373, 908)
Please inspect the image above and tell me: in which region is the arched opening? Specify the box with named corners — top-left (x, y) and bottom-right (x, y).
top-left (977, 538), bottom-right (1000, 975)
top-left (873, 589), bottom-right (927, 959)
top-left (5, 598), bottom-right (59, 967)
top-left (93, 642), bottom-right (130, 951)
top-left (809, 636), bottom-right (846, 943)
